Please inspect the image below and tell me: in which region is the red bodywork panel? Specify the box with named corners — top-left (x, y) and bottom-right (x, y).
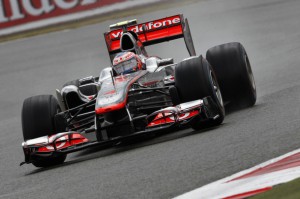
top-left (104, 15), bottom-right (184, 53)
top-left (148, 110), bottom-right (199, 127)
top-left (37, 133), bottom-right (88, 152)
top-left (95, 101), bottom-right (126, 115)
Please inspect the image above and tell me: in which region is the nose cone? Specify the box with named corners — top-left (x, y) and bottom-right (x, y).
top-left (95, 70), bottom-right (148, 115)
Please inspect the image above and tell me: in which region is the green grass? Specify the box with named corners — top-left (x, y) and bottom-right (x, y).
top-left (252, 178), bottom-right (300, 199)
top-left (0, 0), bottom-right (201, 43)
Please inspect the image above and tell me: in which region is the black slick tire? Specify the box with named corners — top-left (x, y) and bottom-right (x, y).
top-left (175, 56), bottom-right (225, 130)
top-left (21, 95), bottom-right (67, 167)
top-left (206, 42), bottom-right (256, 109)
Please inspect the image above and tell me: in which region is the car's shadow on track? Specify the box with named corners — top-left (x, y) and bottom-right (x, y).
top-left (25, 124), bottom-right (227, 175)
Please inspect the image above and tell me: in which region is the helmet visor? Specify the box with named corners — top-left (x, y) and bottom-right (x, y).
top-left (114, 57), bottom-right (137, 75)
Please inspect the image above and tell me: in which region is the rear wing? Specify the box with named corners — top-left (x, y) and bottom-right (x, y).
top-left (104, 14), bottom-right (196, 61)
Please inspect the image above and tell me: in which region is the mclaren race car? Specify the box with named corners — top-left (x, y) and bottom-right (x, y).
top-left (21, 14), bottom-right (256, 167)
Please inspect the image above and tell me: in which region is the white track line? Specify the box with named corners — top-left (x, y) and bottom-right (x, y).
top-left (175, 148), bottom-right (300, 199)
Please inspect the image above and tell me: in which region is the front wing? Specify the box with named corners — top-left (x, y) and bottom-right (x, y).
top-left (21, 97), bottom-right (220, 165)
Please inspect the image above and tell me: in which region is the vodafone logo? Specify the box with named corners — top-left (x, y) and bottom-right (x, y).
top-left (110, 17), bottom-right (181, 39)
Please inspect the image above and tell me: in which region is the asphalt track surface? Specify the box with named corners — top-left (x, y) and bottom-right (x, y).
top-left (0, 0), bottom-right (300, 198)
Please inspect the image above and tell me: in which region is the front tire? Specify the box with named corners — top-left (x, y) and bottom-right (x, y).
top-left (175, 56), bottom-right (225, 130)
top-left (206, 42), bottom-right (256, 109)
top-left (22, 95), bottom-right (67, 167)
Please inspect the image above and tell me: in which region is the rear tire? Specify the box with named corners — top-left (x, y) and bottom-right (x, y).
top-left (175, 56), bottom-right (225, 130)
top-left (206, 42), bottom-right (256, 109)
top-left (21, 95), bottom-right (67, 167)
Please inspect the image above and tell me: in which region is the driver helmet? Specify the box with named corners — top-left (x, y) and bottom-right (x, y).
top-left (113, 52), bottom-right (142, 75)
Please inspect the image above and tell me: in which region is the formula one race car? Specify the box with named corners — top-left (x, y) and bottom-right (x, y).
top-left (21, 14), bottom-right (256, 167)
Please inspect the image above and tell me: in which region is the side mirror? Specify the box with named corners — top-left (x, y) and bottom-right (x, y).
top-left (79, 76), bottom-right (95, 85)
top-left (79, 83), bottom-right (99, 96)
top-left (157, 58), bottom-right (174, 66)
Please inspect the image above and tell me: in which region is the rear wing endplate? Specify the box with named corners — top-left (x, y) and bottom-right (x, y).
top-left (104, 14), bottom-right (196, 61)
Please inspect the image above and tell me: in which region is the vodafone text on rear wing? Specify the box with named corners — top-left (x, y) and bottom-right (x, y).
top-left (104, 14), bottom-right (196, 61)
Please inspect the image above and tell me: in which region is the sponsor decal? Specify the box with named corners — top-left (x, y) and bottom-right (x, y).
top-left (0, 0), bottom-right (126, 29)
top-left (109, 16), bottom-right (181, 39)
top-left (105, 15), bottom-right (183, 52)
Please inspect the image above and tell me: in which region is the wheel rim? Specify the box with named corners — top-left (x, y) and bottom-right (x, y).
top-left (210, 70), bottom-right (224, 107)
top-left (245, 54), bottom-right (256, 91)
